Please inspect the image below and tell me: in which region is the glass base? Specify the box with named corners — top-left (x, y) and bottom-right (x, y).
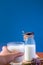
top-left (10, 62), bottom-right (22, 65)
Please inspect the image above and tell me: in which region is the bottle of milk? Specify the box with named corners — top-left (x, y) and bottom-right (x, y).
top-left (24, 32), bottom-right (36, 61)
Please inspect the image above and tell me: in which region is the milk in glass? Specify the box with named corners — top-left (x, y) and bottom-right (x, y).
top-left (7, 42), bottom-right (24, 65)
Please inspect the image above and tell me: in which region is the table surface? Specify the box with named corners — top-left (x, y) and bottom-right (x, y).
top-left (7, 52), bottom-right (43, 65)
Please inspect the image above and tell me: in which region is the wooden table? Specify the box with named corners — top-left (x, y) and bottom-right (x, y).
top-left (7, 52), bottom-right (43, 65)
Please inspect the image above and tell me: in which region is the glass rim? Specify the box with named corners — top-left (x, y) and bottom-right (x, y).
top-left (7, 42), bottom-right (24, 46)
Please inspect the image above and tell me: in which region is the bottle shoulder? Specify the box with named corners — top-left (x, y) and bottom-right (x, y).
top-left (25, 38), bottom-right (35, 44)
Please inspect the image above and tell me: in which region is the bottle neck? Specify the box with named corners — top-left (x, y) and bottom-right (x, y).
top-left (24, 35), bottom-right (35, 45)
top-left (24, 34), bottom-right (34, 41)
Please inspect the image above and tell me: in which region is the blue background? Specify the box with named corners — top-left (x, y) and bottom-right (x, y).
top-left (0, 0), bottom-right (43, 52)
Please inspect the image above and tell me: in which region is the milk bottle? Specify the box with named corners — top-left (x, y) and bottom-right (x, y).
top-left (24, 32), bottom-right (36, 61)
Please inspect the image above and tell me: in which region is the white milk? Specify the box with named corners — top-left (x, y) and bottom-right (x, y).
top-left (24, 44), bottom-right (36, 61)
top-left (7, 44), bottom-right (24, 62)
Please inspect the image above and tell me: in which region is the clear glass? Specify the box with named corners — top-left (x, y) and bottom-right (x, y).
top-left (7, 42), bottom-right (24, 65)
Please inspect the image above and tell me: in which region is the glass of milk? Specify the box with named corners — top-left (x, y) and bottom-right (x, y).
top-left (24, 32), bottom-right (36, 61)
top-left (7, 42), bottom-right (24, 65)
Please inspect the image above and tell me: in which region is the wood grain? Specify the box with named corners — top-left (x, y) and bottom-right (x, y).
top-left (37, 52), bottom-right (43, 58)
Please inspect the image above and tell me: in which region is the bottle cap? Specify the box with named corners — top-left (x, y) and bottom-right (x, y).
top-left (25, 32), bottom-right (34, 35)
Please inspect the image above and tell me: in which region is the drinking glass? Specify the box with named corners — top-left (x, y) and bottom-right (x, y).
top-left (7, 42), bottom-right (24, 65)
